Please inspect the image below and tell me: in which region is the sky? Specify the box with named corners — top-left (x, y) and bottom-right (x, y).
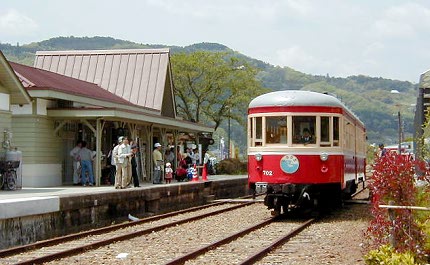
top-left (1, 0), bottom-right (430, 83)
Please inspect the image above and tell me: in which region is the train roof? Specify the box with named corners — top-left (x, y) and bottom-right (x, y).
top-left (249, 90), bottom-right (344, 108)
top-left (249, 90), bottom-right (364, 125)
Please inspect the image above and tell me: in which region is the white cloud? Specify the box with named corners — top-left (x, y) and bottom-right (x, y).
top-left (274, 45), bottom-right (328, 73)
top-left (144, 0), bottom-right (314, 22)
top-left (0, 0), bottom-right (427, 82)
top-left (272, 44), bottom-right (388, 80)
top-left (0, 9), bottom-right (38, 40)
top-left (267, 2), bottom-right (430, 81)
top-left (284, 0), bottom-right (313, 16)
top-left (372, 3), bottom-right (430, 38)
top-left (362, 42), bottom-right (385, 57)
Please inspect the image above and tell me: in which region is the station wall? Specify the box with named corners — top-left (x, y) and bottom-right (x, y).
top-left (12, 115), bottom-right (62, 187)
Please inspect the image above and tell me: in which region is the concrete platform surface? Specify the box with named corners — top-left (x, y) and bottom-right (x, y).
top-left (0, 175), bottom-right (247, 201)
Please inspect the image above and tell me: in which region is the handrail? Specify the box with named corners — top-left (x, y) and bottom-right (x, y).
top-left (379, 204), bottom-right (430, 211)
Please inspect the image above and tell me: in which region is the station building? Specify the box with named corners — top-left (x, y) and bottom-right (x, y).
top-left (0, 49), bottom-right (213, 187)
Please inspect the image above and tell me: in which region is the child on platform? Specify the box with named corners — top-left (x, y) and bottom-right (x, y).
top-left (165, 162), bottom-right (173, 184)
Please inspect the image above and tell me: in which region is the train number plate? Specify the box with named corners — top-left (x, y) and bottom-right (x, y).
top-left (263, 170), bottom-right (273, 176)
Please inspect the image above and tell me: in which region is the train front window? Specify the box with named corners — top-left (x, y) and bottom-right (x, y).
top-left (265, 116), bottom-right (288, 144)
top-left (293, 116), bottom-right (316, 144)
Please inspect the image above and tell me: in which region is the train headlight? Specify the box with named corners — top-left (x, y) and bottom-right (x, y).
top-left (320, 152), bottom-right (329, 161)
top-left (255, 153), bottom-right (263, 162)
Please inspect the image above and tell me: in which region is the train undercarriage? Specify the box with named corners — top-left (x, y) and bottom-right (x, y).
top-left (255, 181), bottom-right (358, 216)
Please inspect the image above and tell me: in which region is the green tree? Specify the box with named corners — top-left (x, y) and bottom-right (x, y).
top-left (171, 51), bottom-right (268, 130)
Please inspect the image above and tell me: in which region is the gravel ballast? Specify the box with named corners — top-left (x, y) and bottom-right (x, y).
top-left (43, 197), bottom-right (372, 264)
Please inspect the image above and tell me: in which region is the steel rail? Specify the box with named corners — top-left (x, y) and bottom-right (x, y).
top-left (351, 188), bottom-right (366, 198)
top-left (164, 217), bottom-right (276, 265)
top-left (0, 201), bottom-right (225, 258)
top-left (238, 218), bottom-right (315, 265)
top-left (351, 182), bottom-right (367, 198)
top-left (1, 193), bottom-right (261, 259)
top-left (12, 202), bottom-right (255, 265)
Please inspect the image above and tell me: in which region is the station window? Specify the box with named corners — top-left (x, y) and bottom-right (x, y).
top-left (292, 116), bottom-right (316, 144)
top-left (265, 116), bottom-right (288, 144)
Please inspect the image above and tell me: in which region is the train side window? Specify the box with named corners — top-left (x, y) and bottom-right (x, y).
top-left (265, 116), bottom-right (288, 144)
top-left (320, 116), bottom-right (330, 147)
top-left (292, 116), bottom-right (316, 144)
top-left (254, 117), bottom-right (263, 146)
top-left (333, 117), bottom-right (339, 146)
top-left (249, 118), bottom-right (253, 143)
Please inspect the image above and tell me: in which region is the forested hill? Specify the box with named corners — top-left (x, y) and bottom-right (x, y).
top-left (0, 36), bottom-right (418, 144)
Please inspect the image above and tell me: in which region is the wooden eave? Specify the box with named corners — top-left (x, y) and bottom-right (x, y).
top-left (0, 52), bottom-right (31, 104)
top-left (46, 107), bottom-right (214, 133)
top-left (27, 88), bottom-right (159, 115)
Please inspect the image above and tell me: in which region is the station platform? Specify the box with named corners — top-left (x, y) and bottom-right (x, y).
top-left (0, 175), bottom-right (249, 250)
top-left (0, 175), bottom-right (246, 201)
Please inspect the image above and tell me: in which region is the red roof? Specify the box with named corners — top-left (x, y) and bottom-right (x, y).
top-left (10, 62), bottom-right (135, 106)
top-left (34, 49), bottom-right (171, 111)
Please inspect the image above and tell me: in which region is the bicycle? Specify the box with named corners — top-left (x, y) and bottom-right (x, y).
top-left (0, 160), bottom-right (19, 191)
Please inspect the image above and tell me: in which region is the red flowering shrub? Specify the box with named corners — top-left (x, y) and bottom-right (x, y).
top-left (367, 152), bottom-right (425, 256)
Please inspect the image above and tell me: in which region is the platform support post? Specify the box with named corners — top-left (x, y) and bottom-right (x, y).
top-left (95, 118), bottom-right (104, 187)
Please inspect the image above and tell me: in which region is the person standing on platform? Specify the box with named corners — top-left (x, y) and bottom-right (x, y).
top-left (78, 141), bottom-right (94, 186)
top-left (114, 136), bottom-right (123, 189)
top-left (118, 137), bottom-right (133, 189)
top-left (192, 147), bottom-right (199, 165)
top-left (153, 143), bottom-right (163, 184)
top-left (203, 149), bottom-right (210, 172)
top-left (130, 144), bottom-right (140, 187)
top-left (185, 148), bottom-right (193, 167)
top-left (165, 147), bottom-right (175, 169)
top-left (176, 146), bottom-right (182, 164)
top-left (70, 140), bottom-right (82, 185)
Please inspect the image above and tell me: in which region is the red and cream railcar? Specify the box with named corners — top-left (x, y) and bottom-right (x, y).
top-left (248, 90), bottom-right (366, 214)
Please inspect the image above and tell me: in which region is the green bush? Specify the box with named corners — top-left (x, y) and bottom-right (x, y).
top-left (365, 245), bottom-right (417, 265)
top-left (416, 186), bottom-right (430, 257)
top-left (215, 158), bottom-right (247, 175)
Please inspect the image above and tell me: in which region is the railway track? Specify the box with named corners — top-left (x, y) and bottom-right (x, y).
top-left (158, 189), bottom-right (367, 264)
top-left (0, 201), bottom-right (225, 258)
top-left (351, 182), bottom-right (367, 199)
top-left (0, 191), bottom-right (362, 265)
top-left (347, 182), bottom-right (370, 204)
top-left (165, 218), bottom-right (315, 265)
top-left (0, 196), bottom-right (262, 265)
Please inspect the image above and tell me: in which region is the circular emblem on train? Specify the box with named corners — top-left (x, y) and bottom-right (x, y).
top-left (280, 154), bottom-right (299, 174)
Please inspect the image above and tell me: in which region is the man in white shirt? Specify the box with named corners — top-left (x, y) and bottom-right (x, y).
top-left (117, 136), bottom-right (133, 188)
top-left (113, 137), bottom-right (122, 189)
top-left (69, 141), bottom-right (82, 185)
top-left (153, 143), bottom-right (163, 184)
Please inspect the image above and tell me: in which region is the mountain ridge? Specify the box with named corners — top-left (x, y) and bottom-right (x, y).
top-left (0, 36), bottom-right (418, 144)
